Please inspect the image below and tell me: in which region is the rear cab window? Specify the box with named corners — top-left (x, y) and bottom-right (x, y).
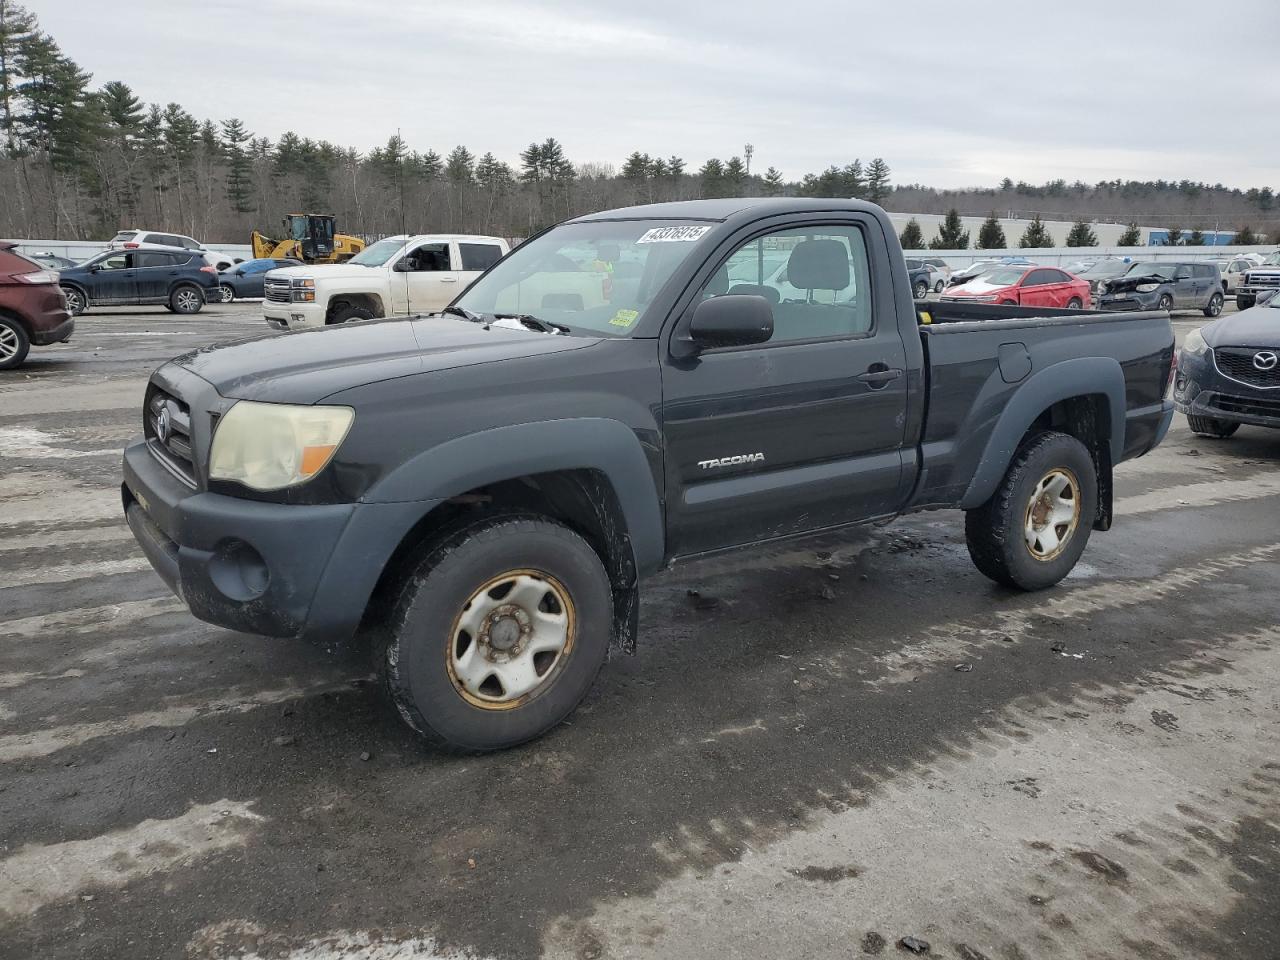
top-left (459, 243), bottom-right (504, 272)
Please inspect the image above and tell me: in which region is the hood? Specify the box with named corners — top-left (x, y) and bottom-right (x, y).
top-left (1203, 304), bottom-right (1280, 348)
top-left (1102, 274), bottom-right (1169, 293)
top-left (266, 263), bottom-right (377, 282)
top-left (947, 279), bottom-right (1012, 297)
top-left (166, 315), bottom-right (598, 404)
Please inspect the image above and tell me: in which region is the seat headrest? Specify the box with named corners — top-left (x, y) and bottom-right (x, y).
top-left (787, 239), bottom-right (850, 290)
top-left (728, 283), bottom-right (780, 304)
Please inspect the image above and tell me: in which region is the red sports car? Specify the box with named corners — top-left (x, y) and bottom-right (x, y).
top-left (940, 265), bottom-right (1091, 309)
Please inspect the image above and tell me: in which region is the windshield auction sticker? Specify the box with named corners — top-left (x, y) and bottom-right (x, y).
top-left (636, 225), bottom-right (711, 244)
top-left (608, 309), bottom-right (640, 327)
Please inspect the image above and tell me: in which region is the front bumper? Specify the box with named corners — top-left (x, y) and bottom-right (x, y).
top-left (263, 300), bottom-right (323, 330)
top-left (1173, 348), bottom-right (1280, 430)
top-left (122, 437), bottom-right (432, 644)
top-left (31, 314), bottom-right (74, 345)
top-left (1098, 290), bottom-right (1161, 311)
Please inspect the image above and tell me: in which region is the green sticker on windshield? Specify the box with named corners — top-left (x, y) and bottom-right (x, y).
top-left (609, 309), bottom-right (639, 327)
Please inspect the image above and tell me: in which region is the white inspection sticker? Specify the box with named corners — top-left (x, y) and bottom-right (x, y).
top-left (636, 225), bottom-right (711, 244)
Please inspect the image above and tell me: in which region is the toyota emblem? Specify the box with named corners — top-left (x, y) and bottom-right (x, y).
top-left (1254, 351), bottom-right (1279, 371)
top-left (155, 405), bottom-right (171, 443)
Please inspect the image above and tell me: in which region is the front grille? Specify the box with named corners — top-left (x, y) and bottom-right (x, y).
top-left (264, 277), bottom-right (291, 303)
top-left (1244, 273), bottom-right (1280, 289)
top-left (1209, 392), bottom-right (1280, 421)
top-left (145, 387), bottom-right (196, 486)
top-left (1100, 297), bottom-right (1141, 311)
top-left (1214, 347), bottom-right (1280, 389)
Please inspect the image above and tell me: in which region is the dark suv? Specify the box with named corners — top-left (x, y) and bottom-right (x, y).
top-left (58, 248), bottom-right (220, 316)
top-left (0, 241), bottom-right (73, 370)
top-left (1097, 261), bottom-right (1225, 317)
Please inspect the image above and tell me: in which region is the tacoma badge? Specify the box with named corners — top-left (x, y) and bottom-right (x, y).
top-left (698, 452), bottom-right (765, 470)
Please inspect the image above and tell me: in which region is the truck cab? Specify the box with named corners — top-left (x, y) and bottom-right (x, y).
top-left (263, 234), bottom-right (509, 328)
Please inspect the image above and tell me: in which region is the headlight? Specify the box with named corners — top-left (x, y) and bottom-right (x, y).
top-left (1182, 328), bottom-right (1209, 357)
top-left (209, 401), bottom-right (354, 491)
top-left (1135, 283), bottom-right (1160, 293)
top-left (291, 277), bottom-right (316, 303)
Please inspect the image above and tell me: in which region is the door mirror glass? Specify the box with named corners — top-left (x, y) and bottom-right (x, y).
top-left (689, 294), bottom-right (774, 349)
top-left (392, 257), bottom-right (412, 272)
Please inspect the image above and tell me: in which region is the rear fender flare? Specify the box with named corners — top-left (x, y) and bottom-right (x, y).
top-left (959, 357), bottom-right (1126, 510)
top-left (366, 418), bottom-right (664, 573)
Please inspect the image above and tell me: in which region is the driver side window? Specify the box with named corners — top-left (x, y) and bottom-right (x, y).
top-left (705, 225), bottom-right (873, 343)
top-left (403, 243), bottom-right (451, 272)
top-left (99, 254), bottom-right (131, 270)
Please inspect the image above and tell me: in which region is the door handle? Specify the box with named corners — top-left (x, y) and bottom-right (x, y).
top-left (858, 365), bottom-right (902, 389)
top-left (440, 276), bottom-right (458, 282)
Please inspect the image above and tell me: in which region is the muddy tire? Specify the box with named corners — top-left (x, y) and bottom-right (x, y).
top-left (0, 315), bottom-right (31, 370)
top-left (1157, 293), bottom-right (1173, 311)
top-left (1186, 415), bottom-right (1239, 438)
top-left (219, 284), bottom-right (235, 303)
top-left (914, 280), bottom-right (929, 299)
top-left (1066, 297), bottom-right (1083, 309)
top-left (168, 284), bottom-right (204, 314)
top-left (1203, 292), bottom-right (1223, 318)
top-left (965, 431), bottom-right (1097, 591)
top-left (61, 285), bottom-right (86, 316)
top-left (381, 515), bottom-right (613, 752)
top-left (329, 303), bottom-right (374, 324)
top-left (934, 280), bottom-right (944, 293)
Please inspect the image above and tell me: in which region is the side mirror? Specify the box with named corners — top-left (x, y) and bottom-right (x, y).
top-left (235, 269), bottom-right (245, 276)
top-left (392, 258), bottom-right (412, 272)
top-left (89, 264), bottom-right (101, 272)
top-left (688, 294), bottom-right (773, 350)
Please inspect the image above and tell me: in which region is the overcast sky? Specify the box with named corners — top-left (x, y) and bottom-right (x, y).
top-left (27, 0), bottom-right (1280, 189)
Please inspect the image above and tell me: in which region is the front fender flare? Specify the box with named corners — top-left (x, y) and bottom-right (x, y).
top-left (959, 357), bottom-right (1126, 510)
top-left (365, 418), bottom-right (664, 573)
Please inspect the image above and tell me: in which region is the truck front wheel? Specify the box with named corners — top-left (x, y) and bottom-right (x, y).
top-left (964, 431), bottom-right (1098, 591)
top-left (381, 515), bottom-right (613, 751)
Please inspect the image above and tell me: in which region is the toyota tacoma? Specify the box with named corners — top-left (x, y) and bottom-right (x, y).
top-left (123, 198), bottom-right (1176, 750)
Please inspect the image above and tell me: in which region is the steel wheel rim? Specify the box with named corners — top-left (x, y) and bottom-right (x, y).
top-left (445, 569), bottom-right (576, 711)
top-left (1024, 467), bottom-right (1081, 562)
top-left (177, 290), bottom-right (199, 311)
top-left (0, 324), bottom-right (18, 361)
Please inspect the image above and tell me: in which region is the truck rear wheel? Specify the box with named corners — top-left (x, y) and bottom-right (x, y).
top-left (1186, 415), bottom-right (1239, 438)
top-left (381, 515), bottom-right (613, 751)
top-left (965, 431), bottom-right (1097, 591)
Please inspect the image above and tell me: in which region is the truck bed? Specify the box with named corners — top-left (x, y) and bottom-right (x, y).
top-left (908, 304), bottom-right (1174, 511)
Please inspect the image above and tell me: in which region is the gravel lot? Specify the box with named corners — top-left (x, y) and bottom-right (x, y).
top-left (1, 301), bottom-right (1278, 960)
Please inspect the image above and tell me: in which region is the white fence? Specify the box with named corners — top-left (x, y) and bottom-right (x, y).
top-left (904, 245), bottom-right (1276, 270)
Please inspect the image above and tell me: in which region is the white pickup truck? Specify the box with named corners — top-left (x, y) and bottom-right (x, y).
top-left (262, 234), bottom-right (510, 328)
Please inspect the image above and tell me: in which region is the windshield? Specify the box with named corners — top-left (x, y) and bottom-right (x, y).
top-left (1126, 261), bottom-right (1174, 278)
top-left (348, 236), bottom-right (407, 267)
top-left (453, 219), bottom-right (712, 336)
top-left (1263, 252), bottom-right (1280, 266)
top-left (1081, 260), bottom-right (1130, 278)
top-left (974, 267), bottom-right (1026, 285)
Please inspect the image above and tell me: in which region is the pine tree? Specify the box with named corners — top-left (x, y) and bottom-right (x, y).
top-left (1064, 218), bottom-right (1098, 247)
top-left (1164, 226), bottom-right (1182, 246)
top-left (221, 117), bottom-right (252, 213)
top-left (1018, 215), bottom-right (1052, 248)
top-left (1233, 225), bottom-right (1259, 245)
top-left (762, 166), bottom-right (783, 196)
top-left (724, 155), bottom-right (746, 194)
top-left (1000, 177), bottom-right (1014, 191)
top-left (930, 208), bottom-right (970, 249)
top-left (976, 212), bottom-right (1007, 249)
top-left (698, 158), bottom-right (724, 198)
top-left (621, 151), bottom-right (649, 183)
top-left (0, 0), bottom-right (35, 151)
top-left (1186, 228), bottom-right (1205, 246)
top-left (1116, 222), bottom-right (1141, 246)
top-left (865, 157), bottom-right (890, 204)
top-left (899, 218), bottom-right (925, 250)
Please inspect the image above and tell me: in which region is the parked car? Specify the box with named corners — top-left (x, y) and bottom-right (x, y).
top-left (940, 265), bottom-right (1091, 308)
top-left (906, 258), bottom-right (944, 294)
top-left (26, 251), bottom-right (78, 270)
top-left (1215, 257), bottom-right (1254, 296)
top-left (58, 247), bottom-right (221, 315)
top-left (1174, 292), bottom-right (1280, 437)
top-left (944, 257), bottom-right (1033, 288)
top-left (1075, 258), bottom-right (1133, 297)
top-left (217, 258), bottom-right (303, 302)
top-left (122, 196), bottom-right (1174, 751)
top-left (905, 260), bottom-right (934, 298)
top-left (108, 229), bottom-right (238, 271)
top-left (263, 234), bottom-right (511, 328)
top-left (1096, 261), bottom-right (1224, 317)
top-left (0, 241), bottom-right (73, 370)
top-left (921, 256), bottom-right (951, 283)
top-left (1234, 251), bottom-right (1280, 310)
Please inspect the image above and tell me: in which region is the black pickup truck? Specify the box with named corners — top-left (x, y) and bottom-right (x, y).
top-left (122, 198), bottom-right (1175, 750)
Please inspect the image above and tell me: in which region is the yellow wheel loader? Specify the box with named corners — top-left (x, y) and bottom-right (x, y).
top-left (251, 214), bottom-right (365, 264)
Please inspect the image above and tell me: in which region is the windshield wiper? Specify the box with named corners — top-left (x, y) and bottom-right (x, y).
top-left (441, 305), bottom-right (485, 323)
top-left (494, 313), bottom-right (571, 335)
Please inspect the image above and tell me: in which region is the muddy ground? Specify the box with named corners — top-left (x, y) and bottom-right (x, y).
top-left (1, 302), bottom-right (1278, 960)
